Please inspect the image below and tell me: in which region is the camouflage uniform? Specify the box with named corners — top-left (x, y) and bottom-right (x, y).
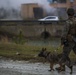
top-left (61, 17), bottom-right (76, 56)
top-left (58, 8), bottom-right (76, 73)
top-left (60, 8), bottom-right (76, 65)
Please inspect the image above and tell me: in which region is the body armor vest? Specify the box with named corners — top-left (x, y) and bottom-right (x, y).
top-left (67, 18), bottom-right (76, 36)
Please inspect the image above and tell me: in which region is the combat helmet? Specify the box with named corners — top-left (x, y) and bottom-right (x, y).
top-left (67, 8), bottom-right (75, 16)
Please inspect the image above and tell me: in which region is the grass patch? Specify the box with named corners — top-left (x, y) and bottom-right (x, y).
top-left (0, 43), bottom-right (76, 62)
top-left (0, 43), bottom-right (45, 61)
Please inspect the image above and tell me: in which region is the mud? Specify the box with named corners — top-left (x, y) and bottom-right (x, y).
top-left (0, 59), bottom-right (76, 75)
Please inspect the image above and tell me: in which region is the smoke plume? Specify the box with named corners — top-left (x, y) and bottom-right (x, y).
top-left (70, 0), bottom-right (74, 2)
top-left (36, 0), bottom-right (57, 15)
top-left (0, 0), bottom-right (58, 19)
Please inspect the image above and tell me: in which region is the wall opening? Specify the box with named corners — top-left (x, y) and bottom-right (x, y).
top-left (33, 7), bottom-right (43, 19)
top-left (41, 30), bottom-right (50, 39)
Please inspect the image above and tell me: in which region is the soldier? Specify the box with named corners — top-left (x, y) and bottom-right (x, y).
top-left (58, 8), bottom-right (76, 74)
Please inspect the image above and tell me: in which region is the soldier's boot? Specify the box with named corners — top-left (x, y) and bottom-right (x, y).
top-left (67, 60), bottom-right (73, 74)
top-left (49, 63), bottom-right (55, 71)
top-left (69, 65), bottom-right (73, 74)
top-left (56, 64), bottom-right (65, 71)
top-left (48, 69), bottom-right (54, 71)
top-left (60, 65), bottom-right (65, 71)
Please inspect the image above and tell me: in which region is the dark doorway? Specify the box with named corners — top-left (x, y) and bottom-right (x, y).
top-left (41, 31), bottom-right (50, 39)
top-left (33, 7), bottom-right (43, 19)
top-left (41, 28), bottom-right (50, 39)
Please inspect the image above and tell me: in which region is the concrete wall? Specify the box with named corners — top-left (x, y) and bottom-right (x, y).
top-left (0, 24), bottom-right (64, 38)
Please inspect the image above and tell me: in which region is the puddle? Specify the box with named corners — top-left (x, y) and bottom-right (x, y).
top-left (0, 59), bottom-right (76, 75)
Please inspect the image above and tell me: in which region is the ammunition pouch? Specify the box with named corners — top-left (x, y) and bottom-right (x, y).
top-left (63, 39), bottom-right (69, 46)
top-left (72, 36), bottom-right (76, 43)
top-left (73, 44), bottom-right (76, 54)
top-left (61, 37), bottom-right (69, 46)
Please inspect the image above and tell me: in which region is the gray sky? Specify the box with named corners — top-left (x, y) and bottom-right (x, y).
top-left (0, 0), bottom-right (35, 8)
top-left (0, 0), bottom-right (51, 8)
top-left (0, 0), bottom-right (75, 8)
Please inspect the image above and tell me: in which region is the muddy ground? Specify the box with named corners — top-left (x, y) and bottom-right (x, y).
top-left (0, 59), bottom-right (76, 75)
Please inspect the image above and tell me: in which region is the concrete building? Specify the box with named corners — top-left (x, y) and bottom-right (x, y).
top-left (21, 3), bottom-right (37, 19)
top-left (21, 0), bottom-right (76, 19)
top-left (21, 3), bottom-right (46, 19)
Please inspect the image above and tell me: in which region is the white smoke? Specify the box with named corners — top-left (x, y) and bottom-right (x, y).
top-left (70, 0), bottom-right (74, 2)
top-left (36, 0), bottom-right (57, 15)
top-left (0, 0), bottom-right (55, 10)
top-left (0, 0), bottom-right (58, 19)
top-left (0, 0), bottom-right (54, 9)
